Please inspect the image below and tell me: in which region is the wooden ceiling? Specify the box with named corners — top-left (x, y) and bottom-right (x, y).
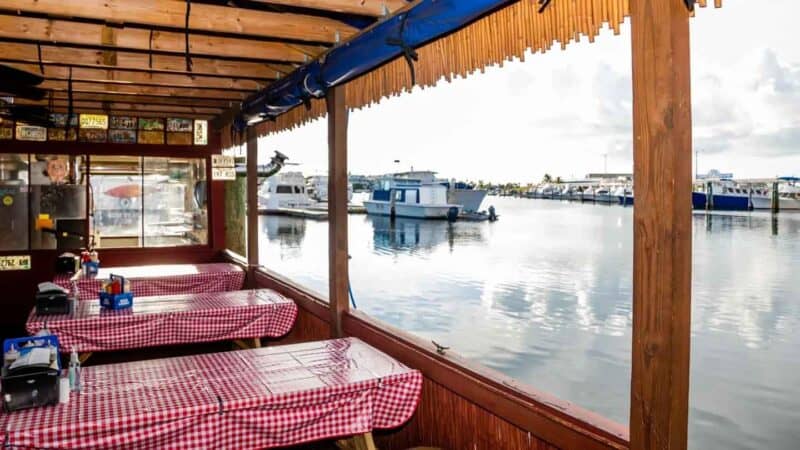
top-left (0, 0), bottom-right (408, 123)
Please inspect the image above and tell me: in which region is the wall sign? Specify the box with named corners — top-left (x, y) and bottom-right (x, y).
top-left (15, 124), bottom-right (46, 141)
top-left (79, 114), bottom-right (109, 129)
top-left (194, 120), bottom-right (208, 145)
top-left (212, 155), bottom-right (235, 168)
top-left (212, 167), bottom-right (236, 180)
top-left (0, 255), bottom-right (31, 271)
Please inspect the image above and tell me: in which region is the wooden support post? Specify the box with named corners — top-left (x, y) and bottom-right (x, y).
top-left (630, 1), bottom-right (693, 450)
top-left (771, 181), bottom-right (780, 214)
top-left (246, 126), bottom-right (260, 273)
top-left (327, 84), bottom-right (349, 338)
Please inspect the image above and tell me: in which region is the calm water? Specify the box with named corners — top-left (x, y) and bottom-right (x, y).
top-left (259, 197), bottom-right (800, 449)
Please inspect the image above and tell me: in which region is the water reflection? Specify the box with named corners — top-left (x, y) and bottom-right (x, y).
top-left (368, 215), bottom-right (485, 254)
top-left (260, 200), bottom-right (800, 450)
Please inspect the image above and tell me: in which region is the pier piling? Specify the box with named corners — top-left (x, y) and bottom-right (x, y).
top-left (771, 181), bottom-right (780, 214)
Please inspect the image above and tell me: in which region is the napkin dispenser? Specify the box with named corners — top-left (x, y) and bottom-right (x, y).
top-left (35, 282), bottom-right (72, 315)
top-left (55, 253), bottom-right (80, 274)
top-left (2, 336), bottom-right (61, 412)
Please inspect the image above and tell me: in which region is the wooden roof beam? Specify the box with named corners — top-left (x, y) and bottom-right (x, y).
top-left (38, 81), bottom-right (248, 101)
top-left (36, 107), bottom-right (216, 120)
top-left (5, 63), bottom-right (264, 91)
top-left (0, 0), bottom-right (357, 43)
top-left (0, 15), bottom-right (324, 63)
top-left (249, 0), bottom-right (408, 17)
top-left (0, 43), bottom-right (293, 80)
top-left (47, 91), bottom-right (235, 108)
top-left (14, 98), bottom-right (224, 115)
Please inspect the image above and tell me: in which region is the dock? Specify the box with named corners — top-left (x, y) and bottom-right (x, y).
top-left (259, 204), bottom-right (366, 220)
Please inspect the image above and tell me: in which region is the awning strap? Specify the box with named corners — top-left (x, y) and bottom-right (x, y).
top-left (386, 14), bottom-right (418, 86)
top-left (148, 29), bottom-right (154, 69)
top-left (66, 67), bottom-right (74, 135)
top-left (184, 0), bottom-right (194, 72)
top-left (537, 0), bottom-right (553, 13)
top-left (37, 43), bottom-right (44, 74)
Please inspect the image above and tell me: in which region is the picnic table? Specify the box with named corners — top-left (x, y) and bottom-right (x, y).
top-left (26, 289), bottom-right (297, 354)
top-left (0, 338), bottom-right (423, 450)
top-left (53, 263), bottom-right (246, 300)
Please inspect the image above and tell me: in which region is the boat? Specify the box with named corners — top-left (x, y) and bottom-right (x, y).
top-left (613, 186), bottom-right (634, 205)
top-left (305, 175), bottom-right (353, 203)
top-left (751, 178), bottom-right (800, 210)
top-left (594, 186), bottom-right (616, 204)
top-left (363, 176), bottom-right (462, 220)
top-left (393, 171), bottom-right (488, 213)
top-left (258, 172), bottom-right (314, 211)
top-left (692, 181), bottom-right (763, 210)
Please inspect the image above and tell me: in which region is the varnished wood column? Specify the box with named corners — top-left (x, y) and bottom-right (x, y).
top-left (327, 85), bottom-right (349, 338)
top-left (246, 126), bottom-right (259, 272)
top-left (630, 1), bottom-right (693, 450)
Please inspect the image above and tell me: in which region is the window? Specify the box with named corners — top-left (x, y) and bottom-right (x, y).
top-left (143, 157), bottom-right (207, 247)
top-left (0, 154), bottom-right (29, 251)
top-left (89, 156), bottom-right (208, 248)
top-left (30, 155), bottom-right (87, 250)
top-left (90, 156), bottom-right (143, 249)
top-left (276, 185), bottom-right (293, 194)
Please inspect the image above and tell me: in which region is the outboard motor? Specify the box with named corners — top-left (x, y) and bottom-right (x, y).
top-left (447, 207), bottom-right (459, 223)
top-left (488, 205), bottom-right (497, 222)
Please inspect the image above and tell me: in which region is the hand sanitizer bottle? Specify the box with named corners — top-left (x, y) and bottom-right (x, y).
top-left (68, 347), bottom-right (81, 392)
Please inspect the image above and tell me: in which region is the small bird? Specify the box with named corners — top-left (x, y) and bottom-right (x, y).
top-left (432, 341), bottom-right (449, 355)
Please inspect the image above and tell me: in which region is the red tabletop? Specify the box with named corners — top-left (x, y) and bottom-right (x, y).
top-left (53, 263), bottom-right (246, 300)
top-left (26, 289), bottom-right (297, 353)
top-left (0, 338), bottom-right (423, 450)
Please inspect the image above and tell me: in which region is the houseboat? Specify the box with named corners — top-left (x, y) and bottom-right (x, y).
top-left (0, 1), bottom-right (719, 450)
top-left (363, 176), bottom-right (462, 220)
top-left (393, 171), bottom-right (488, 213)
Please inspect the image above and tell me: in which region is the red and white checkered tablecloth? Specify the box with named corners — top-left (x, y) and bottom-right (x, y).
top-left (26, 289), bottom-right (298, 353)
top-left (1, 338), bottom-right (423, 450)
top-left (53, 263), bottom-right (246, 300)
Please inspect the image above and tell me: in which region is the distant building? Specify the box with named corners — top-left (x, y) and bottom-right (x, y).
top-left (584, 173), bottom-right (633, 182)
top-left (696, 169), bottom-right (733, 180)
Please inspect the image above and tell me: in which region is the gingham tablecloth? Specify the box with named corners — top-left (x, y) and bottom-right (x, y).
top-left (0, 338), bottom-right (423, 450)
top-left (53, 263), bottom-right (246, 300)
top-left (26, 289), bottom-right (298, 353)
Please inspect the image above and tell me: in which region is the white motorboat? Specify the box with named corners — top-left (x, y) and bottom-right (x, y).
top-left (258, 172), bottom-right (314, 211)
top-left (594, 186), bottom-right (616, 203)
top-left (364, 176), bottom-right (462, 220)
top-left (612, 186), bottom-right (634, 205)
top-left (305, 175), bottom-right (353, 203)
top-left (751, 179), bottom-right (800, 210)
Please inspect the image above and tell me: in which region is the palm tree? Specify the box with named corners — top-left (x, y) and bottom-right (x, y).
top-left (543, 173), bottom-right (553, 183)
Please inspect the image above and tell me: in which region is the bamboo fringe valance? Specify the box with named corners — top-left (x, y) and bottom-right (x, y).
top-left (221, 0), bottom-right (720, 146)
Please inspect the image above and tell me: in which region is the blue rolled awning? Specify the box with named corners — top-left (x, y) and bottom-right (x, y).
top-left (235, 0), bottom-right (513, 129)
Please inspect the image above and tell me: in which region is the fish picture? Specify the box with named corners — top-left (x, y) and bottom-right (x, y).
top-left (110, 129), bottom-right (137, 144)
top-left (166, 118), bottom-right (192, 132)
top-left (138, 130), bottom-right (165, 144)
top-left (79, 128), bottom-right (107, 143)
top-left (138, 118), bottom-right (165, 131)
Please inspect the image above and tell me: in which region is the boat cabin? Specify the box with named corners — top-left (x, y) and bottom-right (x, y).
top-left (0, 0), bottom-right (716, 449)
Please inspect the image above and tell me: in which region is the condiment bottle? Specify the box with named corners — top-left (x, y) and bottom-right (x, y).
top-left (68, 347), bottom-right (81, 392)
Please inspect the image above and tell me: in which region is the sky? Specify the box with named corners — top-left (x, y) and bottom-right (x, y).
top-left (255, 0), bottom-right (800, 184)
